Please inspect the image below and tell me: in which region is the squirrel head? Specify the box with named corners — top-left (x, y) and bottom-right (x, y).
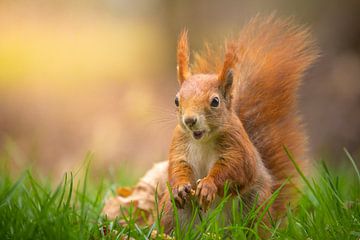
top-left (174, 30), bottom-right (237, 142)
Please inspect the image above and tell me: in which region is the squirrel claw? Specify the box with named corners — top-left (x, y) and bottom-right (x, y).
top-left (195, 177), bottom-right (217, 212)
top-left (173, 183), bottom-right (192, 209)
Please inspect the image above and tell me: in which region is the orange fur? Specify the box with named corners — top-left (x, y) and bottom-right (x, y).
top-left (177, 29), bottom-right (190, 84)
top-left (218, 41), bottom-right (238, 82)
top-left (160, 15), bottom-right (319, 234)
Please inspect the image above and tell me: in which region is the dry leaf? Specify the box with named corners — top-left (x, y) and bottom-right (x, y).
top-left (102, 161), bottom-right (168, 225)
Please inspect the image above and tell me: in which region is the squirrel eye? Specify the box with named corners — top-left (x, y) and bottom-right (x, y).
top-left (210, 97), bottom-right (220, 107)
top-left (175, 96), bottom-right (179, 107)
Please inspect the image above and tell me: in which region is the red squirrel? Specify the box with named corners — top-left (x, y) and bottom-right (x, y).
top-left (160, 15), bottom-right (318, 232)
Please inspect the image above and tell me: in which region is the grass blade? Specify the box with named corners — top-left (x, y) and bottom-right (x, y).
top-left (344, 148), bottom-right (360, 183)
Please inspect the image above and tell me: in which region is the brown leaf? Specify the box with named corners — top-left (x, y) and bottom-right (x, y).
top-left (102, 161), bottom-right (168, 225)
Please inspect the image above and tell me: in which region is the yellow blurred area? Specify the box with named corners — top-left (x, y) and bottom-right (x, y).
top-left (0, 3), bottom-right (166, 87)
top-left (0, 1), bottom-right (176, 178)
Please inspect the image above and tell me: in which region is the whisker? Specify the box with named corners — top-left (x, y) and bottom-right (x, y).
top-left (142, 105), bottom-right (178, 129)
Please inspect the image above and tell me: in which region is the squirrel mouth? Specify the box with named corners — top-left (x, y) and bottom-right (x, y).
top-left (192, 130), bottom-right (205, 140)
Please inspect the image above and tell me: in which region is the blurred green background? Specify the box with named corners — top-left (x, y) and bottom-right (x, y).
top-left (0, 0), bottom-right (359, 179)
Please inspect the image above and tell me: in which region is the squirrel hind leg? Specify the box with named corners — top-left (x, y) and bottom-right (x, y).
top-left (158, 191), bottom-right (174, 234)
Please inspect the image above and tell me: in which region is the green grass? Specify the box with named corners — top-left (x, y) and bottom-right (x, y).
top-left (0, 150), bottom-right (359, 239)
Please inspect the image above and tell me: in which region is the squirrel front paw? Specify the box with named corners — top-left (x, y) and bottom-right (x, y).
top-left (172, 183), bottom-right (192, 209)
top-left (196, 177), bottom-right (217, 212)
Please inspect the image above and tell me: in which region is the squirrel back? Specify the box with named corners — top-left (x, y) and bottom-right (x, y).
top-left (191, 15), bottom-right (319, 212)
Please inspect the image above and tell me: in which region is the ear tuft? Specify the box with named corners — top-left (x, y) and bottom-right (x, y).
top-left (218, 40), bottom-right (238, 83)
top-left (177, 29), bottom-right (190, 85)
top-left (219, 41), bottom-right (238, 101)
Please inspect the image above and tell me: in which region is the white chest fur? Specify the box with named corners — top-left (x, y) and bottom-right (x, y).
top-left (186, 141), bottom-right (218, 181)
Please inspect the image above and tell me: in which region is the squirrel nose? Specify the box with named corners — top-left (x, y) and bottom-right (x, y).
top-left (184, 117), bottom-right (197, 128)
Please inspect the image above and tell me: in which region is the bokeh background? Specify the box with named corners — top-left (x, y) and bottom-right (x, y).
top-left (0, 0), bottom-right (359, 179)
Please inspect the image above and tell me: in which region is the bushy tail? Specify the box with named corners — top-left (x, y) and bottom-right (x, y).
top-left (234, 15), bottom-right (318, 213)
top-left (233, 14), bottom-right (318, 130)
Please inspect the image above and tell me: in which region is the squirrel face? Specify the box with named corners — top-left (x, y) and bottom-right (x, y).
top-left (174, 29), bottom-right (236, 141)
top-left (175, 72), bottom-right (233, 141)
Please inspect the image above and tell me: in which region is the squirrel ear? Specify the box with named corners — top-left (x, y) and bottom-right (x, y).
top-left (177, 29), bottom-right (190, 85)
top-left (220, 69), bottom-right (233, 100)
top-left (219, 41), bottom-right (237, 101)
